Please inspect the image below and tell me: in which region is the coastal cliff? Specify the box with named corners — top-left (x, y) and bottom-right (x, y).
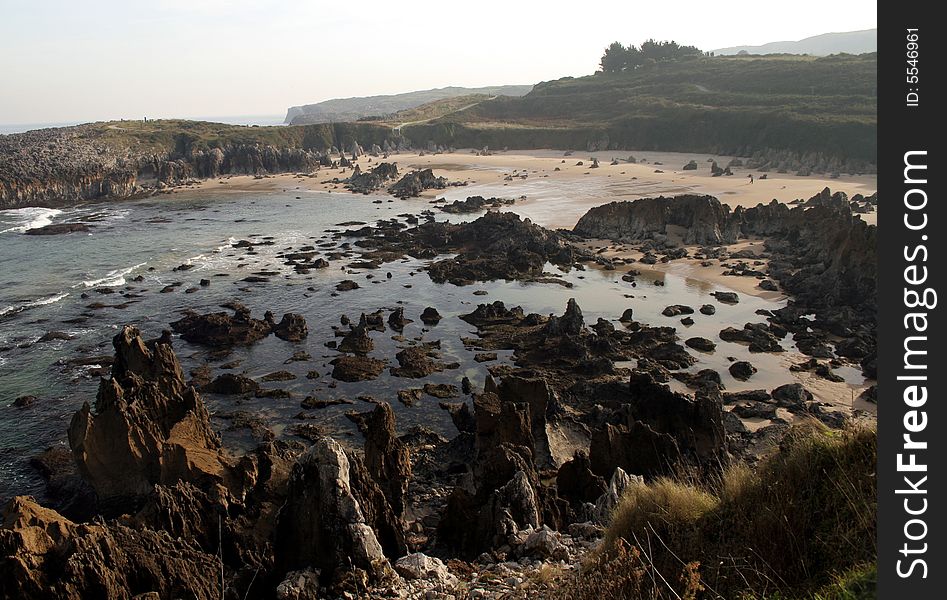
top-left (0, 120), bottom-right (401, 209)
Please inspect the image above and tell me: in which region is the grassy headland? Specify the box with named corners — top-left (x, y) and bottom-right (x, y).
top-left (402, 54), bottom-right (876, 166)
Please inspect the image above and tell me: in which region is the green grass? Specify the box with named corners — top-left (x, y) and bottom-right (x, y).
top-left (402, 54), bottom-right (876, 163)
top-left (70, 118), bottom-right (396, 156)
top-left (555, 425), bottom-right (877, 600)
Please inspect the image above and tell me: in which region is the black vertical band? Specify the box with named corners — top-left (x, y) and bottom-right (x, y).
top-left (878, 3), bottom-right (942, 596)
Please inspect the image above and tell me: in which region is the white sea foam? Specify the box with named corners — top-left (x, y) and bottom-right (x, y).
top-left (79, 263), bottom-right (147, 288)
top-left (0, 291), bottom-right (70, 318)
top-left (0, 207), bottom-right (63, 234)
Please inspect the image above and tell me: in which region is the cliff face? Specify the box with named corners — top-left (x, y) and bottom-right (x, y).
top-left (0, 136), bottom-right (319, 208)
top-left (0, 121), bottom-right (398, 209)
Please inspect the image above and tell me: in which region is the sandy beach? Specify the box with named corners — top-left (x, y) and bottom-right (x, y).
top-left (184, 148), bottom-right (878, 229)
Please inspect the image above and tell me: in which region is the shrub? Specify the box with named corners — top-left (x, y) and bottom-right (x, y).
top-left (556, 425), bottom-right (877, 599)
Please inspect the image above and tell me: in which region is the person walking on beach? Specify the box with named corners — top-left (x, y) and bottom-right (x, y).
top-left (748, 174), bottom-right (754, 184)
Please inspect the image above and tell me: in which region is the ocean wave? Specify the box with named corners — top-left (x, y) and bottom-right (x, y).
top-left (0, 291), bottom-right (70, 318)
top-left (78, 263), bottom-right (147, 288)
top-left (0, 207), bottom-right (63, 234)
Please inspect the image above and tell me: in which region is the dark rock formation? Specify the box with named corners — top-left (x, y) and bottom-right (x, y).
top-left (339, 314), bottom-right (374, 355)
top-left (729, 361), bottom-right (757, 381)
top-left (170, 303), bottom-right (272, 346)
top-left (330, 355), bottom-right (386, 382)
top-left (388, 169), bottom-right (447, 198)
top-left (271, 313), bottom-right (308, 342)
top-left (440, 196), bottom-right (514, 214)
top-left (685, 337), bottom-right (716, 352)
top-left (345, 403), bottom-right (411, 517)
top-left (273, 438), bottom-right (395, 585)
top-left (426, 212), bottom-right (589, 285)
top-left (0, 496), bottom-right (220, 599)
top-left (67, 326), bottom-right (234, 508)
top-left (574, 195), bottom-right (739, 245)
top-left (345, 162), bottom-right (399, 194)
top-left (23, 222), bottom-right (91, 235)
top-left (419, 307), bottom-right (442, 325)
top-left (0, 124), bottom-right (332, 209)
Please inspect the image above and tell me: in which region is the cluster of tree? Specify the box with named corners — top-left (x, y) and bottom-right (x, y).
top-left (600, 39), bottom-right (705, 73)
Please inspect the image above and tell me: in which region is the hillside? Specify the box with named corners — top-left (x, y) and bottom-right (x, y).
top-left (714, 29), bottom-right (877, 56)
top-left (285, 85), bottom-right (533, 125)
top-left (400, 53), bottom-right (877, 166)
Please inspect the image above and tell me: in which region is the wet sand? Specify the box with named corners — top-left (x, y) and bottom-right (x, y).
top-left (186, 148), bottom-right (878, 230)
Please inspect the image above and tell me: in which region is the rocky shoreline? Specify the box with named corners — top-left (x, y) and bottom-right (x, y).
top-left (0, 189), bottom-right (876, 599)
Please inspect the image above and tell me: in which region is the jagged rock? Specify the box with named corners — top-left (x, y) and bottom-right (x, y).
top-left (719, 323), bottom-right (784, 353)
top-left (771, 383), bottom-right (813, 409)
top-left (589, 421), bottom-right (680, 479)
top-left (422, 383), bottom-right (459, 399)
top-left (556, 452), bottom-right (606, 509)
top-left (390, 346), bottom-right (450, 378)
top-left (699, 304), bottom-right (715, 315)
top-left (419, 307), bottom-right (442, 325)
top-left (439, 402), bottom-right (476, 433)
top-left (272, 313), bottom-right (308, 342)
top-left (440, 196), bottom-right (514, 214)
top-left (339, 314), bottom-right (374, 355)
top-left (397, 388), bottom-right (423, 407)
top-left (388, 169), bottom-right (447, 198)
top-left (0, 496), bottom-right (221, 599)
top-left (345, 162), bottom-right (399, 194)
top-left (67, 326), bottom-right (233, 507)
top-left (573, 195), bottom-right (740, 245)
top-left (276, 569), bottom-right (321, 600)
top-left (203, 373), bottom-right (259, 395)
top-left (591, 468), bottom-right (639, 524)
top-left (346, 403), bottom-right (411, 519)
top-left (425, 212), bottom-right (590, 285)
top-left (394, 553), bottom-right (458, 587)
top-left (543, 298), bottom-right (584, 336)
top-left (274, 437), bottom-right (395, 585)
top-left (330, 356), bottom-right (386, 382)
top-left (388, 307), bottom-right (412, 330)
top-left (170, 303), bottom-right (272, 346)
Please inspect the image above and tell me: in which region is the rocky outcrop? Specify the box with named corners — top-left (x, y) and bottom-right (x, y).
top-left (0, 496), bottom-right (221, 599)
top-left (271, 313), bottom-right (308, 342)
top-left (345, 162), bottom-right (400, 194)
top-left (273, 437), bottom-right (396, 585)
top-left (345, 403), bottom-right (411, 517)
top-left (67, 326), bottom-right (234, 508)
top-left (440, 195), bottom-right (515, 214)
top-left (0, 124), bottom-right (340, 209)
top-left (170, 303), bottom-right (272, 346)
top-left (171, 303), bottom-right (307, 347)
top-left (426, 212), bottom-right (590, 285)
top-left (573, 195), bottom-right (739, 245)
top-left (388, 169), bottom-right (447, 198)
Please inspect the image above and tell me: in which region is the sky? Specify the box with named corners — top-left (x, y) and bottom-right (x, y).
top-left (0, 0), bottom-right (877, 125)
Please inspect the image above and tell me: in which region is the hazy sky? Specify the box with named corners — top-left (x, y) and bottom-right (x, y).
top-left (0, 0), bottom-right (876, 125)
